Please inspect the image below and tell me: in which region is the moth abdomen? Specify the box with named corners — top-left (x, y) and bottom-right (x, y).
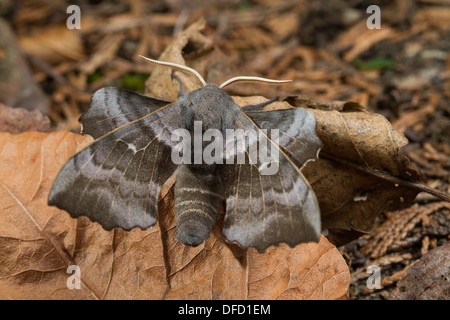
top-left (175, 207), bottom-right (216, 246)
top-left (174, 164), bottom-right (223, 246)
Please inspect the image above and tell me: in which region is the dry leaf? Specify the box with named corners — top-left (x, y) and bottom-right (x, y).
top-left (144, 18), bottom-right (213, 101)
top-left (389, 244), bottom-right (450, 300)
top-left (18, 24), bottom-right (86, 64)
top-left (159, 188), bottom-right (349, 300)
top-left (80, 34), bottom-right (125, 74)
top-left (0, 131), bottom-right (169, 299)
top-left (0, 103), bottom-right (50, 134)
top-left (332, 20), bottom-right (394, 62)
top-left (0, 131), bottom-right (350, 299)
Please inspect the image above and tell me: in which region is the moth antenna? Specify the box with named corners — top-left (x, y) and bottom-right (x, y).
top-left (219, 76), bottom-right (291, 89)
top-left (139, 55), bottom-right (207, 87)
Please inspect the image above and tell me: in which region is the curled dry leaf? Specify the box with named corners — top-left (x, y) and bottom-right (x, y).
top-left (286, 98), bottom-right (424, 244)
top-left (144, 18), bottom-right (213, 101)
top-left (0, 131), bottom-right (350, 299)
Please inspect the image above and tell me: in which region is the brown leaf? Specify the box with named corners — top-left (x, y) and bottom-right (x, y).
top-left (0, 103), bottom-right (50, 134)
top-left (0, 131), bottom-right (350, 299)
top-left (80, 34), bottom-right (125, 74)
top-left (144, 18), bottom-right (213, 101)
top-left (333, 20), bottom-right (394, 62)
top-left (159, 189), bottom-right (349, 300)
top-left (18, 24), bottom-right (86, 64)
top-left (389, 244), bottom-right (450, 300)
top-left (0, 132), bottom-right (168, 299)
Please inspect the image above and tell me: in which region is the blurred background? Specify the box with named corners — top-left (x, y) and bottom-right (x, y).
top-left (0, 0), bottom-right (448, 299)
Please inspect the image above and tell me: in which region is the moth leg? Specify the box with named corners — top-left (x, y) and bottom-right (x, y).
top-left (171, 73), bottom-right (186, 98)
top-left (241, 96), bottom-right (279, 111)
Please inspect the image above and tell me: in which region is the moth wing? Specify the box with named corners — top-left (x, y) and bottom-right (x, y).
top-left (48, 94), bottom-right (182, 231)
top-left (244, 108), bottom-right (322, 169)
top-left (222, 112), bottom-right (321, 252)
top-left (80, 87), bottom-right (171, 139)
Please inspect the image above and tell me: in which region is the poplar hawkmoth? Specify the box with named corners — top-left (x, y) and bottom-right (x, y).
top-left (48, 56), bottom-right (322, 253)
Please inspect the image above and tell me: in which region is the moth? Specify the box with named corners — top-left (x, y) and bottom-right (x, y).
top-left (48, 56), bottom-right (323, 253)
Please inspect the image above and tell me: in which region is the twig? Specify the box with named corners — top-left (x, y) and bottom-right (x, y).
top-left (319, 151), bottom-right (450, 202)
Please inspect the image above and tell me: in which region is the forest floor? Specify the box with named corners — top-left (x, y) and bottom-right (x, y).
top-left (0, 0), bottom-right (448, 300)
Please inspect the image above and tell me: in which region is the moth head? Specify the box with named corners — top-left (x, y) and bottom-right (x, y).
top-left (139, 55), bottom-right (292, 89)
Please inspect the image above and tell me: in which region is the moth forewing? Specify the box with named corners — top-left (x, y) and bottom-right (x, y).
top-left (80, 87), bottom-right (171, 139)
top-left (48, 91), bottom-right (184, 232)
